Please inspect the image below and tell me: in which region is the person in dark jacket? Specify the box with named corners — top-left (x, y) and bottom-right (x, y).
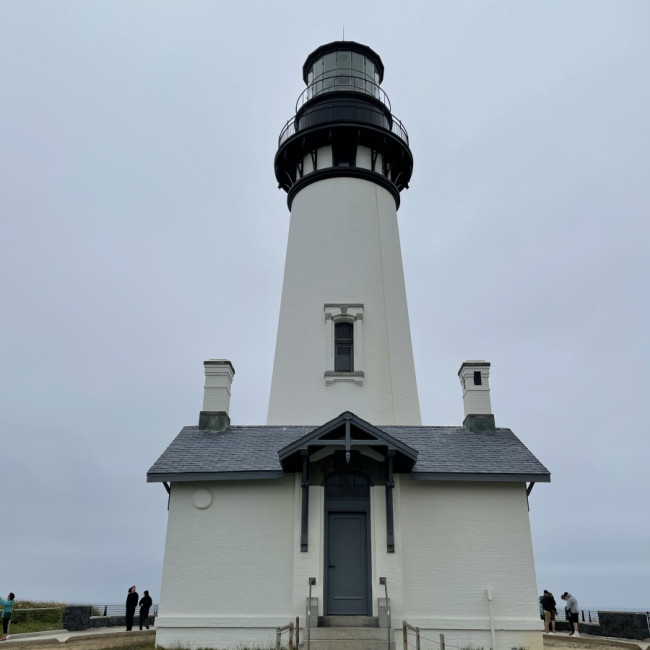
top-left (540, 590), bottom-right (557, 633)
top-left (138, 590), bottom-right (153, 630)
top-left (125, 586), bottom-right (139, 631)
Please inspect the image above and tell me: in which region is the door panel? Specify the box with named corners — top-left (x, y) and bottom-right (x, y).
top-left (326, 511), bottom-right (370, 615)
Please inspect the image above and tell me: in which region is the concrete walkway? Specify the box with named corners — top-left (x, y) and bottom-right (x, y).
top-left (543, 631), bottom-right (650, 650)
top-left (0, 627), bottom-right (155, 647)
top-left (2, 628), bottom-right (648, 649)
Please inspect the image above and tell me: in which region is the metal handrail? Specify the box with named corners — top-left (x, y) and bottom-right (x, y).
top-left (379, 577), bottom-right (390, 650)
top-left (90, 604), bottom-right (159, 616)
top-left (297, 74), bottom-right (391, 113)
top-left (553, 608), bottom-right (599, 623)
top-left (306, 577), bottom-right (316, 650)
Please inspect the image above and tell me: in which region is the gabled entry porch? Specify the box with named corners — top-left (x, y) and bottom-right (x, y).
top-left (279, 412), bottom-right (417, 619)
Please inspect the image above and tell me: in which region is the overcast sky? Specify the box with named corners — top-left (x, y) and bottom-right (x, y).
top-left (1, 1), bottom-right (648, 610)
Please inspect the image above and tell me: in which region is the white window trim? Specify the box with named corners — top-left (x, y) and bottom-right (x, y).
top-left (324, 303), bottom-right (364, 385)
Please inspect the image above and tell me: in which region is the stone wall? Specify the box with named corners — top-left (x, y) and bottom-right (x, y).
top-left (62, 606), bottom-right (155, 631)
top-left (88, 614), bottom-right (155, 629)
top-left (554, 612), bottom-right (649, 640)
top-left (62, 606), bottom-right (91, 631)
top-left (598, 611), bottom-right (650, 641)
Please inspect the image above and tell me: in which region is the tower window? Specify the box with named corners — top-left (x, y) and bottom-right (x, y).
top-left (333, 141), bottom-right (356, 167)
top-left (324, 304), bottom-right (364, 385)
top-left (334, 322), bottom-right (354, 372)
top-left (473, 371), bottom-right (482, 386)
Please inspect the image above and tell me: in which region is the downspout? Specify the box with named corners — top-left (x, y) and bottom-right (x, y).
top-left (485, 588), bottom-right (496, 650)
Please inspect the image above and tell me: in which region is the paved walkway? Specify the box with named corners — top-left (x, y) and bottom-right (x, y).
top-left (543, 631), bottom-right (650, 650)
top-left (0, 627), bottom-right (155, 647)
top-left (2, 628), bottom-right (648, 649)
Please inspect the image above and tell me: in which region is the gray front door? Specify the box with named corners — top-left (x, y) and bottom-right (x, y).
top-left (324, 471), bottom-right (371, 616)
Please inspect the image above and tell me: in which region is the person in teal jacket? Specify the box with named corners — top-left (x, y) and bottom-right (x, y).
top-left (0, 592), bottom-right (15, 641)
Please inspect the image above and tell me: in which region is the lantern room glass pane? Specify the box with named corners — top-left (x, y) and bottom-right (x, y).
top-left (306, 49), bottom-right (382, 102)
top-left (336, 50), bottom-right (351, 71)
top-left (324, 52), bottom-right (336, 74)
top-left (352, 51), bottom-right (364, 74)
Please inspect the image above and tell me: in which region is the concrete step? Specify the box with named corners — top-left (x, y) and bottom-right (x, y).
top-left (321, 615), bottom-right (378, 628)
top-left (301, 626), bottom-right (394, 650)
top-left (304, 642), bottom-right (394, 650)
top-left (310, 627), bottom-right (387, 640)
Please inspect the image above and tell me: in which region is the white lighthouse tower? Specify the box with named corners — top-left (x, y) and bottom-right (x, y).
top-left (149, 40), bottom-right (549, 650)
top-left (268, 42), bottom-right (421, 426)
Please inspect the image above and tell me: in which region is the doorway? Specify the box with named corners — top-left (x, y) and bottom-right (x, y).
top-left (324, 472), bottom-right (371, 615)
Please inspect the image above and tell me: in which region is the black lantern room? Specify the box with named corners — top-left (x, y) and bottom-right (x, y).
top-left (275, 41), bottom-right (413, 209)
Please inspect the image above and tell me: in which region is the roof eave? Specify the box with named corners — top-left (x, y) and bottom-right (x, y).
top-left (410, 472), bottom-right (551, 483)
top-left (146, 470), bottom-right (285, 483)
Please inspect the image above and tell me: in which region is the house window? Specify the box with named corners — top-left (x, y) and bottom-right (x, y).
top-left (324, 304), bottom-right (364, 385)
top-left (334, 322), bottom-right (354, 371)
top-left (473, 371), bottom-right (482, 385)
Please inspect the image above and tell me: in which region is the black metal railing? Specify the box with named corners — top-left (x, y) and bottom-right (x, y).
top-left (552, 608), bottom-right (599, 623)
top-left (278, 107), bottom-right (409, 148)
top-left (297, 74), bottom-right (391, 112)
top-left (90, 603), bottom-right (159, 617)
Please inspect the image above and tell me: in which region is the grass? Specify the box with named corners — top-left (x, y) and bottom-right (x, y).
top-left (8, 600), bottom-right (65, 634)
top-left (6, 602), bottom-right (281, 650)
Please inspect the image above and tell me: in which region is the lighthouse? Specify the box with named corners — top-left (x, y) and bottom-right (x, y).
top-left (148, 40), bottom-right (550, 650)
top-left (268, 41), bottom-right (421, 426)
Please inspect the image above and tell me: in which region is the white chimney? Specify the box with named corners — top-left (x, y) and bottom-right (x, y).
top-left (199, 359), bottom-right (235, 431)
top-left (458, 360), bottom-right (495, 432)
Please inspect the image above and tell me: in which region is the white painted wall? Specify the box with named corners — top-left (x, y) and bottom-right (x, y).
top-left (267, 177), bottom-right (421, 426)
top-left (397, 478), bottom-right (543, 650)
top-left (156, 479), bottom-right (296, 649)
top-left (156, 469), bottom-right (542, 649)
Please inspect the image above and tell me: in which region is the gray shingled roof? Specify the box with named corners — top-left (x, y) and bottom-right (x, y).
top-left (147, 424), bottom-right (550, 483)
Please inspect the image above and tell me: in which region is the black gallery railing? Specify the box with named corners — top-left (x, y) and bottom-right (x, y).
top-left (297, 74), bottom-right (392, 112)
top-left (278, 104), bottom-right (409, 147)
